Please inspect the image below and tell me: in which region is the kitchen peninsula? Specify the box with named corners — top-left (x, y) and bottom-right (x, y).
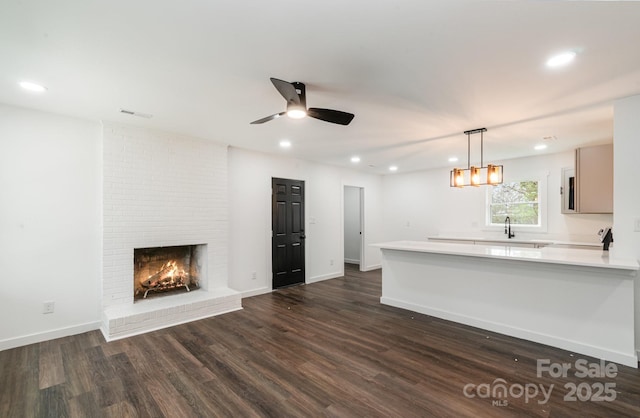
top-left (373, 241), bottom-right (639, 367)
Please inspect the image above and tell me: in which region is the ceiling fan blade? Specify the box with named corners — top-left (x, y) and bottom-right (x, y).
top-left (307, 108), bottom-right (355, 125)
top-left (270, 78), bottom-right (301, 105)
top-left (250, 112), bottom-right (286, 124)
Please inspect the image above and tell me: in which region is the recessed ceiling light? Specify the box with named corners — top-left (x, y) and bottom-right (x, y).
top-left (448, 157), bottom-right (459, 163)
top-left (389, 165), bottom-right (398, 172)
top-left (18, 81), bottom-right (47, 93)
top-left (279, 140), bottom-right (291, 148)
top-left (534, 144), bottom-right (548, 151)
top-left (546, 51), bottom-right (576, 68)
top-left (350, 156), bottom-right (361, 163)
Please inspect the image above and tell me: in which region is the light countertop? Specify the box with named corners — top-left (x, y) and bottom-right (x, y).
top-left (427, 236), bottom-right (600, 247)
top-left (373, 240), bottom-right (639, 271)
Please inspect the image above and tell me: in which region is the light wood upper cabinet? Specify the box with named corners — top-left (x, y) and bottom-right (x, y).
top-left (573, 143), bottom-right (613, 214)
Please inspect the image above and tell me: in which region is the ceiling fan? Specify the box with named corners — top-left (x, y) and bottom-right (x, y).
top-left (250, 78), bottom-right (355, 126)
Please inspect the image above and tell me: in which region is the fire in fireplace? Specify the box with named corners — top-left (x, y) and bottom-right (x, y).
top-left (133, 245), bottom-right (203, 301)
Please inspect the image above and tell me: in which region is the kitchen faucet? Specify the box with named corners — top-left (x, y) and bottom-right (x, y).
top-left (504, 216), bottom-right (515, 239)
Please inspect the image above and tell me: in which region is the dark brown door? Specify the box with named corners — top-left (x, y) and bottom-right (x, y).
top-left (272, 178), bottom-right (305, 289)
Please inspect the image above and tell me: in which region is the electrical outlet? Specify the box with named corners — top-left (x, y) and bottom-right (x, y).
top-left (43, 301), bottom-right (55, 314)
top-left (251, 271), bottom-right (257, 280)
top-left (330, 259), bottom-right (334, 266)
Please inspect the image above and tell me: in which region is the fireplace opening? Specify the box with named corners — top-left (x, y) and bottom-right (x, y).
top-left (134, 244), bottom-right (205, 301)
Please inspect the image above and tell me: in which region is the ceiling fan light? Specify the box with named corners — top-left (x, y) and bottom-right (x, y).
top-left (287, 107), bottom-right (307, 119)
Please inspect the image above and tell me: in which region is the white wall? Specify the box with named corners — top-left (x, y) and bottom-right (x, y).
top-left (344, 186), bottom-right (361, 264)
top-left (228, 147), bottom-right (383, 296)
top-left (613, 94), bottom-right (640, 354)
top-left (0, 104), bottom-right (102, 349)
top-left (382, 150), bottom-right (613, 243)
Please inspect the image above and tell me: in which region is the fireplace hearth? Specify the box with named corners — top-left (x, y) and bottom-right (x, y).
top-left (134, 245), bottom-right (205, 301)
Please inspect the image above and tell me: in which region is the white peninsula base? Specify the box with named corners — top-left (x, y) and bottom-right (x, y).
top-left (375, 241), bottom-right (638, 368)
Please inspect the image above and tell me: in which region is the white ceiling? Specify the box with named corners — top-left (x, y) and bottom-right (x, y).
top-left (2, 1), bottom-right (639, 174)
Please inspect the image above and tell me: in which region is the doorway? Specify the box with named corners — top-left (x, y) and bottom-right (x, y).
top-left (343, 186), bottom-right (363, 269)
top-left (272, 177), bottom-right (306, 289)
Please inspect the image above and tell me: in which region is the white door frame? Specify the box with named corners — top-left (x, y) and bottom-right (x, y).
top-left (342, 184), bottom-right (365, 272)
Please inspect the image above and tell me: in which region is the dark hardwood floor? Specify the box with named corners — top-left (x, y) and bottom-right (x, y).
top-left (2, 264), bottom-right (639, 417)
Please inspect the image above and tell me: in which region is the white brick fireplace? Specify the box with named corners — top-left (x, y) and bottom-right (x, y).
top-left (101, 122), bottom-right (241, 340)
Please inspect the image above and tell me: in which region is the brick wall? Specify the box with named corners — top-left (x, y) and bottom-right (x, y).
top-left (102, 122), bottom-right (229, 309)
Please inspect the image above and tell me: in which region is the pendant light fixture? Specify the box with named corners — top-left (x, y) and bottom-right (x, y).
top-left (450, 128), bottom-right (503, 188)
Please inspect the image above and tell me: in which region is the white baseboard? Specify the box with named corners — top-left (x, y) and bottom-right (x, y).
top-left (241, 287), bottom-right (272, 298)
top-left (241, 275), bottom-right (344, 295)
top-left (308, 271), bottom-right (343, 284)
top-left (381, 296), bottom-right (638, 369)
top-left (0, 321), bottom-right (101, 351)
top-left (361, 264), bottom-right (381, 272)
top-left (344, 258), bottom-right (360, 264)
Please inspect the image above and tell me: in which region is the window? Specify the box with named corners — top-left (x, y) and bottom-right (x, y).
top-left (487, 180), bottom-right (540, 226)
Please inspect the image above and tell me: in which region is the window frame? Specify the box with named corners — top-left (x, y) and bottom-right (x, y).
top-left (484, 175), bottom-right (548, 233)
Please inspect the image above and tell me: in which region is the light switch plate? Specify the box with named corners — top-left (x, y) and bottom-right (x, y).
top-left (634, 218), bottom-right (640, 232)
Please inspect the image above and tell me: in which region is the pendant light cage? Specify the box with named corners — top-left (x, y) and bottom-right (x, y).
top-left (450, 128), bottom-right (503, 187)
